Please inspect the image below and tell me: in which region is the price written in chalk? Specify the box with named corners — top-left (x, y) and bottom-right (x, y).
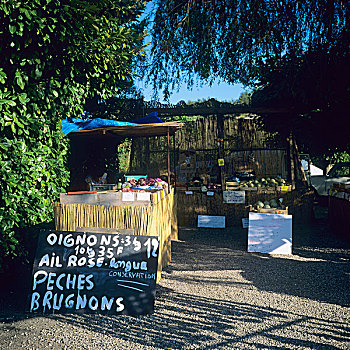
top-left (28, 230), bottom-right (160, 316)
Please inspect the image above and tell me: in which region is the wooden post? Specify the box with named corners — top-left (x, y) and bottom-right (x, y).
top-left (145, 137), bottom-right (150, 175)
top-left (173, 133), bottom-right (176, 185)
top-left (288, 131), bottom-right (295, 189)
top-left (217, 113), bottom-right (225, 189)
top-left (167, 127), bottom-right (171, 192)
top-left (293, 136), bottom-right (309, 187)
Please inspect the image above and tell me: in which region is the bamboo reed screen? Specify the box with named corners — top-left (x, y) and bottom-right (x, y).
top-left (54, 188), bottom-right (177, 282)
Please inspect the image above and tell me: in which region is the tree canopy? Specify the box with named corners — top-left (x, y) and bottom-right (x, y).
top-left (145, 0), bottom-right (349, 89)
top-left (142, 0), bottom-right (349, 153)
top-left (0, 0), bottom-right (146, 269)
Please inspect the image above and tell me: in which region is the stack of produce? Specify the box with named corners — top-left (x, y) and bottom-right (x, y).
top-left (253, 198), bottom-right (283, 210)
top-left (239, 177), bottom-right (288, 189)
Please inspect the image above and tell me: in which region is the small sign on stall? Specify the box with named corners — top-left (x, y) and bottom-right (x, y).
top-left (242, 218), bottom-right (249, 228)
top-left (198, 215), bottom-right (225, 228)
top-left (136, 192), bottom-right (151, 201)
top-left (206, 191), bottom-right (215, 196)
top-left (223, 191), bottom-right (245, 204)
top-left (218, 159), bottom-right (225, 166)
top-left (248, 212), bottom-right (292, 254)
top-left (185, 191), bottom-right (193, 195)
top-left (122, 192), bottom-right (135, 202)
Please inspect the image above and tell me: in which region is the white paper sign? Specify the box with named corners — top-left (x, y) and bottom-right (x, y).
top-left (223, 190), bottom-right (245, 203)
top-left (136, 192), bottom-right (151, 201)
top-left (198, 215), bottom-right (225, 228)
top-left (122, 192), bottom-right (135, 202)
top-left (206, 191), bottom-right (214, 196)
top-left (242, 218), bottom-right (249, 228)
top-left (248, 212), bottom-right (292, 254)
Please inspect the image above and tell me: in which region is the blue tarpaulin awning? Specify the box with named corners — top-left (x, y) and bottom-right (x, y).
top-left (61, 112), bottom-right (183, 137)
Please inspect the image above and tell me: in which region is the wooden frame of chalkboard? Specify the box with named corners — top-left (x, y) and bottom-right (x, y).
top-left (28, 229), bottom-right (160, 316)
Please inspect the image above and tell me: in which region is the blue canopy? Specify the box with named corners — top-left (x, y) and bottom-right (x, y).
top-left (61, 112), bottom-right (161, 136)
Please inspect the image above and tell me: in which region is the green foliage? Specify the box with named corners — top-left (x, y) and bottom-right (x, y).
top-left (0, 0), bottom-right (147, 270)
top-left (251, 36), bottom-right (350, 155)
top-left (326, 152), bottom-right (350, 164)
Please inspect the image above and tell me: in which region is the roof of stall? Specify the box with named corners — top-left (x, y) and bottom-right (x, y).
top-left (61, 113), bottom-right (183, 138)
top-left (68, 121), bottom-right (184, 137)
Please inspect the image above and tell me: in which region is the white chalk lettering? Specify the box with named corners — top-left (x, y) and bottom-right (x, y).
top-left (77, 256), bottom-right (87, 266)
top-left (30, 293), bottom-right (125, 313)
top-left (116, 297), bottom-right (125, 312)
top-left (66, 274), bottom-right (76, 289)
top-left (88, 296), bottom-right (99, 310)
top-left (33, 271), bottom-right (48, 290)
top-left (46, 232), bottom-right (99, 248)
top-left (65, 294), bottom-right (75, 308)
top-left (101, 296), bottom-right (114, 311)
top-left (42, 291), bottom-right (53, 310)
top-left (39, 253), bottom-right (62, 268)
top-left (76, 233), bottom-right (86, 246)
top-left (56, 273), bottom-right (65, 290)
top-left (38, 254), bottom-right (50, 267)
top-left (87, 235), bottom-right (98, 246)
top-left (46, 273), bottom-right (56, 290)
top-left (67, 255), bottom-right (77, 267)
top-left (76, 294), bottom-right (87, 309)
top-left (30, 292), bottom-right (40, 312)
top-left (100, 235), bottom-right (111, 246)
top-left (112, 235), bottom-right (120, 247)
top-left (53, 293), bottom-right (63, 310)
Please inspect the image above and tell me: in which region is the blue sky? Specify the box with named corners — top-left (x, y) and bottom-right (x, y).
top-left (136, 80), bottom-right (247, 105)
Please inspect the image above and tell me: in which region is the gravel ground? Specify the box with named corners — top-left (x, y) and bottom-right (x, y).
top-left (0, 208), bottom-right (349, 349)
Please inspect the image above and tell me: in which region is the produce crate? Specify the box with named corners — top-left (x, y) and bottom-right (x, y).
top-left (249, 205), bottom-right (288, 215)
top-left (187, 186), bottom-right (202, 191)
top-left (241, 187), bottom-right (258, 191)
top-left (225, 182), bottom-right (240, 191)
top-left (258, 187), bottom-right (277, 194)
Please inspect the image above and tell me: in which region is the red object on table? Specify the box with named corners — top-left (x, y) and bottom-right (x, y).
top-left (67, 191), bottom-right (97, 195)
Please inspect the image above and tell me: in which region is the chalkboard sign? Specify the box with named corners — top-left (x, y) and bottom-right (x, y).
top-left (28, 230), bottom-right (160, 316)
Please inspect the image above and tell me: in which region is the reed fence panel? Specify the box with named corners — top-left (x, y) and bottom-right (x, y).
top-left (54, 189), bottom-right (177, 282)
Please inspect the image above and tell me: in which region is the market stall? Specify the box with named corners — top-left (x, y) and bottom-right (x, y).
top-left (175, 142), bottom-right (313, 226)
top-left (55, 118), bottom-right (183, 281)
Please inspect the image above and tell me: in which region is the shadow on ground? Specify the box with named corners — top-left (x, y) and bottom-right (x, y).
top-left (0, 205), bottom-right (349, 349)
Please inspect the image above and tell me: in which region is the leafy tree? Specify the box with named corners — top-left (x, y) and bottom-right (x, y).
top-left (144, 0), bottom-right (348, 90)
top-left (142, 0), bottom-right (349, 153)
top-left (251, 35), bottom-right (350, 155)
top-left (236, 92), bottom-right (251, 106)
top-left (0, 0), bottom-right (147, 270)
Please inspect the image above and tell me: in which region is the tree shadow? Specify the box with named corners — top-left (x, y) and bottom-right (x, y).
top-left (40, 286), bottom-right (349, 349)
top-left (171, 222), bottom-right (350, 307)
top-left (0, 215), bottom-right (349, 349)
